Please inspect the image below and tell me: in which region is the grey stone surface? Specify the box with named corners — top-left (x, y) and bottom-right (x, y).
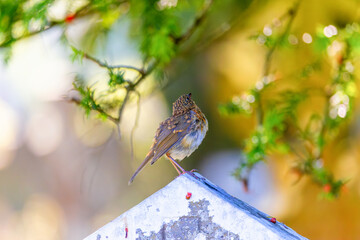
top-left (84, 173), bottom-right (308, 240)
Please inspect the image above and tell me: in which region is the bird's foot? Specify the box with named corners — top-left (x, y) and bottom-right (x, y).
top-left (182, 171), bottom-right (204, 181)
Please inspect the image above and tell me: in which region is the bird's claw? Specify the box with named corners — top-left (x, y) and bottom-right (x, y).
top-left (182, 171), bottom-right (204, 181)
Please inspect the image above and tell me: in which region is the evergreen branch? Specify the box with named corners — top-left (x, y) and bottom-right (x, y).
top-left (94, 106), bottom-right (120, 124)
top-left (0, 0), bottom-right (129, 48)
top-left (83, 52), bottom-right (144, 75)
top-left (262, 1), bottom-right (301, 76)
top-left (67, 0), bottom-right (213, 139)
top-left (133, 61), bottom-right (158, 87)
top-left (257, 1), bottom-right (301, 125)
top-left (173, 0), bottom-right (213, 45)
top-left (0, 21), bottom-right (59, 48)
top-left (0, 3), bottom-right (92, 48)
top-left (229, 1), bottom-right (302, 190)
top-left (65, 89), bottom-right (119, 124)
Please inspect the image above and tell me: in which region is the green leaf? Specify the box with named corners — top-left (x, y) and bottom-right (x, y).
top-left (148, 31), bottom-right (175, 63)
top-left (313, 28), bottom-right (332, 53)
top-left (347, 31), bottom-right (360, 53)
top-left (72, 77), bottom-right (101, 117)
top-left (70, 46), bottom-right (84, 63)
top-left (108, 70), bottom-right (125, 88)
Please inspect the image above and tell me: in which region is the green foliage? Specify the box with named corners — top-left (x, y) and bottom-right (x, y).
top-left (313, 27), bottom-right (332, 52)
top-left (0, 0), bottom-right (55, 47)
top-left (299, 61), bottom-right (322, 78)
top-left (129, 0), bottom-right (209, 64)
top-left (92, 0), bottom-right (123, 13)
top-left (218, 94), bottom-right (254, 115)
top-left (130, 0), bottom-right (178, 64)
top-left (108, 69), bottom-right (125, 89)
top-left (72, 78), bottom-right (101, 117)
top-left (294, 158), bottom-right (346, 199)
top-left (231, 89), bottom-right (308, 180)
top-left (22, 0), bottom-right (52, 25)
top-left (221, 5), bottom-right (360, 198)
top-left (347, 31), bottom-right (360, 53)
top-left (1, 0), bottom-right (357, 199)
top-left (70, 46), bottom-right (84, 63)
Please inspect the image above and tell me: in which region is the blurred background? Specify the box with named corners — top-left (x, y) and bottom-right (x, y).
top-left (1, 0), bottom-right (360, 239)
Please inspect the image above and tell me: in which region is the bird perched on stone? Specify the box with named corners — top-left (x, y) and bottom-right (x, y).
top-left (129, 93), bottom-right (208, 184)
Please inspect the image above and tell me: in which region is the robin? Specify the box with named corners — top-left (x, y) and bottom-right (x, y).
top-left (129, 93), bottom-right (208, 184)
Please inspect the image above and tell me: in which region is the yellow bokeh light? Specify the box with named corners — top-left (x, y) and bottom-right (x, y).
top-left (26, 105), bottom-right (64, 156)
top-left (21, 194), bottom-right (65, 240)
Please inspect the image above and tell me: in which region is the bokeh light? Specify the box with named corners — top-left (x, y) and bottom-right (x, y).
top-left (302, 33), bottom-right (312, 44)
top-left (7, 32), bottom-right (72, 102)
top-left (324, 25), bottom-right (338, 38)
top-left (1, 0), bottom-right (360, 239)
top-left (25, 106), bottom-right (64, 156)
top-left (0, 99), bottom-right (19, 170)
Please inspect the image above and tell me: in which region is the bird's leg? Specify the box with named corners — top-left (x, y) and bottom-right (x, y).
top-left (166, 153), bottom-right (204, 181)
top-left (166, 153), bottom-right (185, 175)
top-left (169, 159), bottom-right (182, 175)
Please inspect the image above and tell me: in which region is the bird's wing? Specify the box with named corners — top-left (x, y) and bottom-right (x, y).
top-left (150, 112), bottom-right (193, 164)
top-left (128, 112), bottom-right (192, 184)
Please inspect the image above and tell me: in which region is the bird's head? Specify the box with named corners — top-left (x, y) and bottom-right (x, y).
top-left (172, 93), bottom-right (196, 115)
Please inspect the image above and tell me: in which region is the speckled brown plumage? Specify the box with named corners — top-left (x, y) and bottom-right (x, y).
top-left (129, 93), bottom-right (208, 184)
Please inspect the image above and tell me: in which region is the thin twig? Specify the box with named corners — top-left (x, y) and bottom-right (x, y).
top-left (117, 90), bottom-right (131, 133)
top-left (65, 92), bottom-right (119, 124)
top-left (130, 0), bottom-right (213, 88)
top-left (133, 61), bottom-right (158, 87)
top-left (130, 91), bottom-right (141, 160)
top-left (0, 2), bottom-right (92, 48)
top-left (257, 0), bottom-right (301, 125)
top-left (0, 0), bottom-right (131, 48)
top-left (173, 0), bottom-right (213, 45)
top-left (67, 0), bottom-right (213, 133)
top-left (95, 107), bottom-right (119, 124)
top-left (262, 1), bottom-right (300, 76)
top-left (83, 52), bottom-right (144, 74)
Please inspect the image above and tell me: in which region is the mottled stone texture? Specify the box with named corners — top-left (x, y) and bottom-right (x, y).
top-left (84, 173), bottom-right (308, 240)
top-left (135, 199), bottom-right (241, 240)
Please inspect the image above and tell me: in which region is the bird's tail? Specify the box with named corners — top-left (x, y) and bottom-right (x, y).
top-left (128, 151), bottom-right (154, 185)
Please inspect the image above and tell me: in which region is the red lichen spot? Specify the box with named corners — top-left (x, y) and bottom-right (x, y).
top-left (65, 14), bottom-right (76, 23)
top-left (125, 227), bottom-right (128, 238)
top-left (270, 217), bottom-right (276, 223)
top-left (186, 192), bottom-right (192, 200)
top-left (323, 184), bottom-right (331, 193)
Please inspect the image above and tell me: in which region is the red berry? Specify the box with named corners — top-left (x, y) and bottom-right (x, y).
top-left (323, 184), bottom-right (331, 193)
top-left (65, 14), bottom-right (76, 23)
top-left (337, 55), bottom-right (344, 65)
top-left (270, 217), bottom-right (276, 223)
top-left (186, 192), bottom-right (192, 200)
top-left (242, 179), bottom-right (249, 192)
